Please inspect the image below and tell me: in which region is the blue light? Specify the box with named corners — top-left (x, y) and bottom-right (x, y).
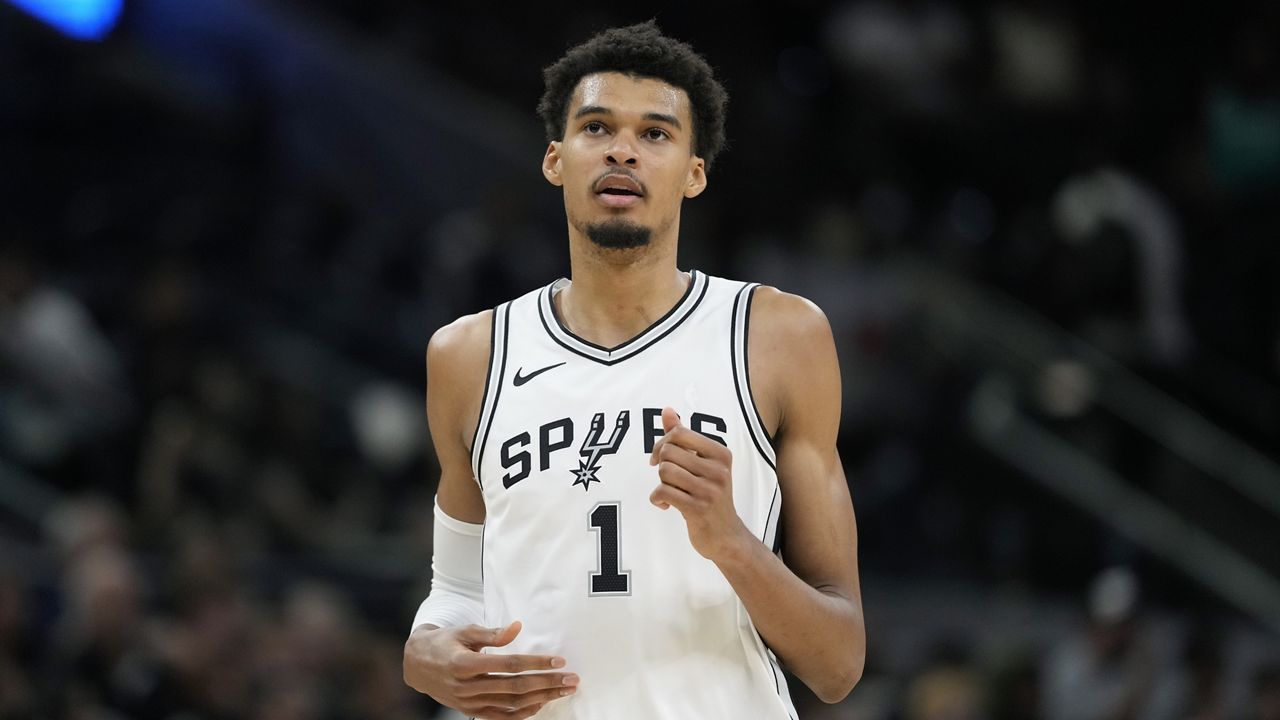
top-left (5, 0), bottom-right (123, 41)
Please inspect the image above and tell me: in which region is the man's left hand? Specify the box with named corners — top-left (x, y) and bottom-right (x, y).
top-left (649, 407), bottom-right (751, 562)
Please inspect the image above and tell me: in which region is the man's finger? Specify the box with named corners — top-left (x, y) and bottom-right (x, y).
top-left (657, 453), bottom-right (704, 494)
top-left (656, 442), bottom-right (722, 482)
top-left (457, 651), bottom-right (569, 678)
top-left (661, 406), bottom-right (682, 433)
top-left (465, 683), bottom-right (578, 709)
top-left (650, 418), bottom-right (730, 467)
top-left (649, 408), bottom-right (682, 466)
top-left (458, 620), bottom-right (521, 650)
top-left (651, 478), bottom-right (695, 513)
top-left (458, 671), bottom-right (579, 698)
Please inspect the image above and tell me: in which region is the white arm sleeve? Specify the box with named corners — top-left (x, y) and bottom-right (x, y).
top-left (410, 499), bottom-right (484, 634)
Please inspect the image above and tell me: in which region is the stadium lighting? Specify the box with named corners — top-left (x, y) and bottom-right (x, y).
top-left (4, 0), bottom-right (123, 41)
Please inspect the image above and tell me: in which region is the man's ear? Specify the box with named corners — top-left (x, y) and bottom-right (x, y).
top-left (684, 156), bottom-right (707, 198)
top-left (542, 141), bottom-right (564, 187)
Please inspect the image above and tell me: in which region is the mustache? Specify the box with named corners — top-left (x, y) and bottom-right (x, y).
top-left (592, 169), bottom-right (646, 196)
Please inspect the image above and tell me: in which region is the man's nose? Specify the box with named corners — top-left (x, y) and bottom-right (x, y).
top-left (605, 134), bottom-right (638, 166)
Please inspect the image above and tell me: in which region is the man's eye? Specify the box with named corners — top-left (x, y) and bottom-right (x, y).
top-left (584, 121), bottom-right (606, 134)
top-left (645, 128), bottom-right (669, 141)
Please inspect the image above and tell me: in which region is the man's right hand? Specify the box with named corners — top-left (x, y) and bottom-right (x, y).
top-left (403, 620), bottom-right (578, 719)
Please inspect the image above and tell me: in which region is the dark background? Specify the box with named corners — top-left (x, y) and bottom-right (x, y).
top-left (2, 1), bottom-right (1279, 718)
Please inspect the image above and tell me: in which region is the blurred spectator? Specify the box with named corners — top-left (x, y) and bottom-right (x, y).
top-left (824, 0), bottom-right (976, 120)
top-left (46, 544), bottom-right (183, 718)
top-left (1042, 567), bottom-right (1157, 720)
top-left (280, 582), bottom-right (355, 688)
top-left (986, 1), bottom-right (1082, 112)
top-left (0, 239), bottom-right (134, 478)
top-left (43, 495), bottom-right (129, 565)
top-left (164, 584), bottom-right (257, 717)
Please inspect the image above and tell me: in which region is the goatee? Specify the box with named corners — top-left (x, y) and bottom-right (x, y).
top-left (585, 219), bottom-right (651, 249)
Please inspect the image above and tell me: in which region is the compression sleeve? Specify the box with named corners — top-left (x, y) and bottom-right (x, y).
top-left (410, 499), bottom-right (484, 633)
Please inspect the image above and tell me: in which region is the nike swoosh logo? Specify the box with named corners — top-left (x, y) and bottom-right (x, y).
top-left (513, 362), bottom-right (566, 387)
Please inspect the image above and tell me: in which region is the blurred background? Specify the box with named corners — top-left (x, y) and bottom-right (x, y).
top-left (2, 1), bottom-right (1279, 718)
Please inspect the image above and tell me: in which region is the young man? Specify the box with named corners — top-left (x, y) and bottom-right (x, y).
top-left (403, 22), bottom-right (864, 720)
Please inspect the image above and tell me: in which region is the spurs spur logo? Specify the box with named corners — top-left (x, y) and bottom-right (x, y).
top-left (571, 411), bottom-right (630, 491)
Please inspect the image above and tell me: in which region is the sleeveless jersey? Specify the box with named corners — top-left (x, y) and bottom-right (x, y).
top-left (470, 271), bottom-right (799, 720)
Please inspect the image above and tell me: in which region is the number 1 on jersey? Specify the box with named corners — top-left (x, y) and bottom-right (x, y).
top-left (588, 503), bottom-right (630, 595)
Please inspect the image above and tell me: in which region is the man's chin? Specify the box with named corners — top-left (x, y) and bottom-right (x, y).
top-left (585, 220), bottom-right (651, 250)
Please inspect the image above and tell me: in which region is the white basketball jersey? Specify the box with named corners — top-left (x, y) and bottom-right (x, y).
top-left (470, 270), bottom-right (799, 720)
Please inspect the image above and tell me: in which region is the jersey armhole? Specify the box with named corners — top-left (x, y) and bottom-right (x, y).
top-left (469, 302), bottom-right (511, 488)
top-left (731, 283), bottom-right (784, 550)
top-left (730, 283), bottom-right (778, 471)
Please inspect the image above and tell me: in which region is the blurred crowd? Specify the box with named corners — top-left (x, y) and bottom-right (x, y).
top-left (0, 496), bottom-right (427, 719)
top-left (3, 0), bottom-right (1280, 718)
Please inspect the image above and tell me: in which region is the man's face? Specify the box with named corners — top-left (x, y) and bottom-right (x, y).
top-left (542, 72), bottom-right (707, 250)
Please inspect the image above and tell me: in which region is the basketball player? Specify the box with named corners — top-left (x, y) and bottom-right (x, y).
top-left (403, 22), bottom-right (864, 719)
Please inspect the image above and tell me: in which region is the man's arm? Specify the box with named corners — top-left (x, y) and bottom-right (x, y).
top-left (404, 311), bottom-right (579, 720)
top-left (426, 311), bottom-right (491, 525)
top-left (649, 287), bottom-right (864, 703)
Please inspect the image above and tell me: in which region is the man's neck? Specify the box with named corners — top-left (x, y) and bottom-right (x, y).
top-left (556, 245), bottom-right (689, 349)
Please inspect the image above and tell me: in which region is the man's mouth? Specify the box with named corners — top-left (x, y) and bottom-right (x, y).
top-left (594, 174), bottom-right (645, 198)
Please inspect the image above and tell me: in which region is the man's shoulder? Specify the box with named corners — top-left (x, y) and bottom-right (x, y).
top-left (735, 283), bottom-right (838, 438)
top-left (745, 285), bottom-right (831, 343)
top-left (427, 309), bottom-right (494, 368)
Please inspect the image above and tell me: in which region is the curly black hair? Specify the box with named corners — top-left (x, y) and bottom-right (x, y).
top-left (536, 21), bottom-right (729, 169)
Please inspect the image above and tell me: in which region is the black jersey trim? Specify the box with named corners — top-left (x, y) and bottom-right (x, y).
top-left (473, 302), bottom-right (511, 490)
top-left (467, 309), bottom-right (498, 481)
top-left (548, 269), bottom-right (699, 353)
top-left (743, 287), bottom-right (779, 452)
top-left (478, 522), bottom-right (486, 587)
top-left (737, 284), bottom-right (784, 551)
top-left (763, 482), bottom-right (781, 549)
top-left (730, 284), bottom-right (777, 471)
top-left (536, 270), bottom-right (708, 366)
top-left (771, 499), bottom-right (785, 555)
